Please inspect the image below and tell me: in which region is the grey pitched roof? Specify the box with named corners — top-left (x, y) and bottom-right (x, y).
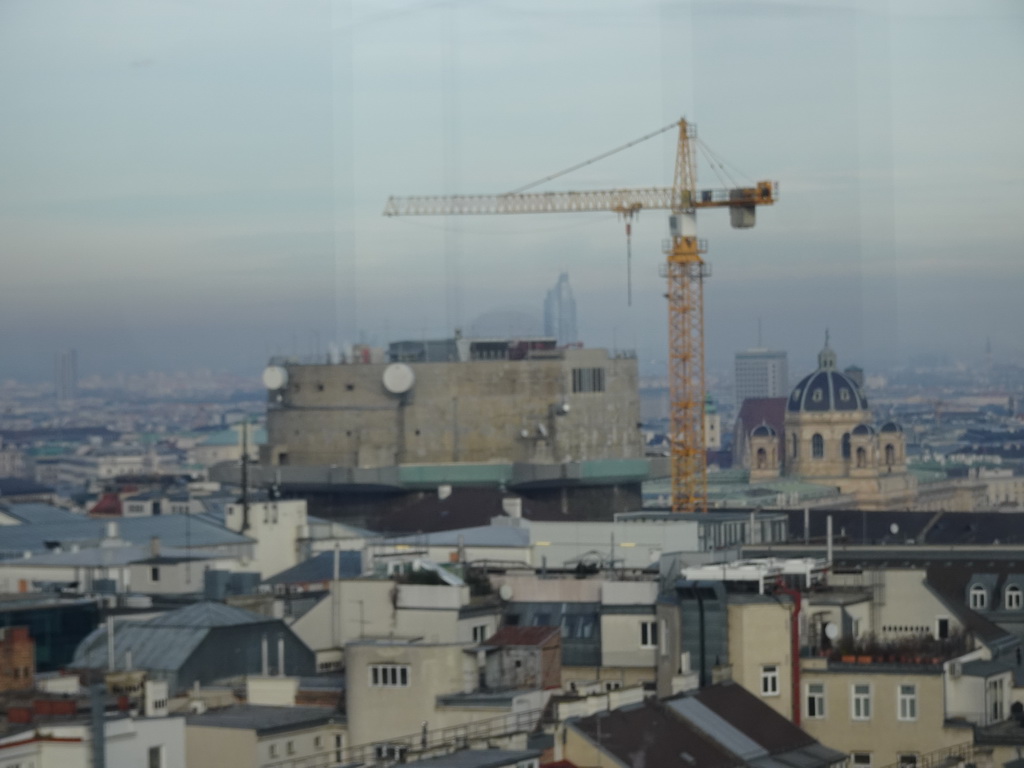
top-left (2, 544), bottom-right (219, 568)
top-left (0, 503), bottom-right (80, 524)
top-left (666, 697), bottom-right (766, 761)
top-left (264, 550), bottom-right (362, 585)
top-left (0, 515), bottom-right (252, 559)
top-left (403, 749), bottom-right (542, 768)
top-left (961, 659), bottom-right (1015, 678)
top-left (74, 622), bottom-right (207, 673)
top-left (570, 683), bottom-right (843, 768)
top-left (384, 525), bottom-right (530, 548)
top-left (145, 601), bottom-right (267, 628)
top-left (185, 704), bottom-right (340, 735)
top-left (72, 601), bottom-right (272, 672)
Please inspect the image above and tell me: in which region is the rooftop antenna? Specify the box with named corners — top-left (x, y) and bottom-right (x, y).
top-left (241, 421), bottom-right (250, 532)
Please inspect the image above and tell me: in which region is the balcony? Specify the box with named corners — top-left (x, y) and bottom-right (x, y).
top-left (808, 632), bottom-right (972, 669)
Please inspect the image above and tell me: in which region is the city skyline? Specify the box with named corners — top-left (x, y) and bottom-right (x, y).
top-left (1, 0), bottom-right (1021, 383)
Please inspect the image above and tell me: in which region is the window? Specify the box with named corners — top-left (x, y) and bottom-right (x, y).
top-left (852, 683), bottom-right (872, 720)
top-left (369, 664), bottom-right (410, 687)
top-left (806, 682), bottom-right (825, 718)
top-left (898, 684), bottom-right (917, 720)
top-left (791, 433), bottom-right (798, 459)
top-left (472, 624), bottom-right (488, 643)
top-left (936, 617), bottom-right (950, 639)
top-left (852, 753), bottom-right (871, 768)
top-left (269, 744), bottom-right (278, 758)
top-left (756, 447), bottom-right (766, 469)
top-left (571, 367), bottom-right (605, 393)
top-left (885, 443), bottom-right (895, 465)
top-left (842, 432), bottom-right (851, 459)
top-left (761, 665), bottom-right (779, 696)
top-left (314, 736), bottom-right (322, 749)
top-left (812, 433), bottom-right (824, 458)
top-left (988, 677), bottom-right (1005, 722)
top-left (898, 755), bottom-right (918, 768)
top-left (1006, 585), bottom-right (1022, 610)
top-left (856, 446), bottom-right (866, 467)
top-left (286, 741), bottom-right (295, 755)
top-left (640, 620), bottom-right (658, 648)
top-left (375, 745), bottom-right (407, 761)
top-left (970, 584), bottom-right (987, 609)
top-left (148, 746), bottom-right (164, 768)
top-left (150, 567), bottom-right (160, 582)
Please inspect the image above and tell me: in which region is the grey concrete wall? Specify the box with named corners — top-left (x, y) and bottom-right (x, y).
top-left (263, 349), bottom-right (641, 469)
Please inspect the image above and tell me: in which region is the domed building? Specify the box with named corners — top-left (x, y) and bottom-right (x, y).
top-left (747, 334), bottom-right (918, 510)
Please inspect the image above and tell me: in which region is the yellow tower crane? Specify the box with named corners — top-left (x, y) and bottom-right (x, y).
top-left (384, 118), bottom-right (776, 513)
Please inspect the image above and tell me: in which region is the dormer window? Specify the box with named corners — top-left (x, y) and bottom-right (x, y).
top-left (1006, 585), bottom-right (1022, 610)
top-left (970, 584), bottom-right (988, 610)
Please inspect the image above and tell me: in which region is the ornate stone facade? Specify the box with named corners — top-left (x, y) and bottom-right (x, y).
top-left (747, 335), bottom-right (917, 510)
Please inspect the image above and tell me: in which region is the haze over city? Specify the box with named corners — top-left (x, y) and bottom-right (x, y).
top-left (1, 0), bottom-right (1021, 382)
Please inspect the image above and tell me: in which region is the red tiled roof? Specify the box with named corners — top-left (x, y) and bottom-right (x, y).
top-left (736, 397), bottom-right (787, 437)
top-left (486, 625), bottom-right (560, 647)
top-left (87, 492), bottom-right (122, 517)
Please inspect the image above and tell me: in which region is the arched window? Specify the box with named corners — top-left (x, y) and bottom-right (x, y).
top-left (812, 434), bottom-right (824, 459)
top-left (856, 447), bottom-right (866, 468)
top-left (970, 584), bottom-right (987, 610)
top-left (1006, 584), bottom-right (1022, 610)
top-left (842, 433), bottom-right (851, 459)
top-left (885, 443), bottom-right (896, 465)
top-left (756, 448), bottom-right (767, 469)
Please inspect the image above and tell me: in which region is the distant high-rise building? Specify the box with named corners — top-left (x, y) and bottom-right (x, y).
top-left (734, 349), bottom-right (788, 405)
top-left (55, 349), bottom-right (78, 405)
top-left (543, 273), bottom-right (578, 346)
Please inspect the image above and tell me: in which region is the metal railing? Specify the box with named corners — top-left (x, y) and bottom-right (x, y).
top-left (874, 741), bottom-right (977, 768)
top-left (341, 707), bottom-right (545, 768)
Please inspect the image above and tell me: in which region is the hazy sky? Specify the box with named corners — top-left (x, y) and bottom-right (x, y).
top-left (1, 0), bottom-right (1022, 382)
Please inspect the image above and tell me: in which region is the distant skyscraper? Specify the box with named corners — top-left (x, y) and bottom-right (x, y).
top-left (55, 349), bottom-right (78, 405)
top-left (543, 273), bottom-right (578, 346)
top-left (734, 349), bottom-right (788, 405)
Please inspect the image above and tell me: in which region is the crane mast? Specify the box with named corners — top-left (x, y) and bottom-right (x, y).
top-left (384, 118), bottom-right (775, 514)
top-left (666, 119), bottom-right (709, 513)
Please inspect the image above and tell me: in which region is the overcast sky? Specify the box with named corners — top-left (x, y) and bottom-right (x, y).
top-left (1, 0), bottom-right (1021, 382)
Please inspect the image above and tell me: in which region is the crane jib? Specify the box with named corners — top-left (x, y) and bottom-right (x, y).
top-left (382, 182), bottom-right (774, 217)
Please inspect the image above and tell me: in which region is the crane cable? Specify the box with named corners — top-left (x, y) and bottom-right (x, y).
top-left (696, 138), bottom-right (753, 189)
top-left (505, 120), bottom-right (679, 195)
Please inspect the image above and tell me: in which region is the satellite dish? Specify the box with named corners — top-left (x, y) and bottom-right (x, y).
top-left (498, 584), bottom-right (513, 601)
top-left (262, 366), bottom-right (288, 390)
top-left (382, 363), bottom-right (415, 395)
top-left (890, 523), bottom-right (900, 535)
top-left (825, 622), bottom-right (839, 640)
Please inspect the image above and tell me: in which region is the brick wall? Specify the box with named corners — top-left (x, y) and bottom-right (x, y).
top-left (0, 626), bottom-right (35, 693)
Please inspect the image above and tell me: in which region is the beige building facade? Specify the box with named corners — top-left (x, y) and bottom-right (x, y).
top-left (799, 659), bottom-right (974, 768)
top-left (344, 640), bottom-right (545, 751)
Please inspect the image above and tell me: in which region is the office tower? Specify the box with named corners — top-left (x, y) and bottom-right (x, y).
top-left (734, 349), bottom-right (788, 405)
top-left (55, 349), bottom-right (78, 405)
top-left (543, 273), bottom-right (578, 346)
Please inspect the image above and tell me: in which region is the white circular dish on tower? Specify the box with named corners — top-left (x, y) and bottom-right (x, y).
top-left (382, 363), bottom-right (415, 395)
top-left (262, 365), bottom-right (289, 390)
